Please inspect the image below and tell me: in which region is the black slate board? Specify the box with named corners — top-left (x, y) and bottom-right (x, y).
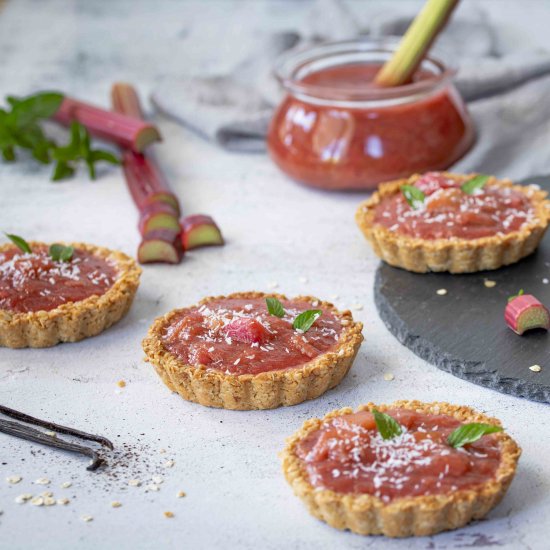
top-left (374, 175), bottom-right (550, 404)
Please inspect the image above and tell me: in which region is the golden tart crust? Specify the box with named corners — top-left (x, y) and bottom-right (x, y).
top-left (281, 400), bottom-right (521, 538)
top-left (0, 242), bottom-right (141, 348)
top-left (142, 291), bottom-right (363, 410)
top-left (356, 172), bottom-right (550, 273)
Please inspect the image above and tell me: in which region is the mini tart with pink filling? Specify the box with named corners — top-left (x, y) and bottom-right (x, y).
top-left (0, 242), bottom-right (141, 348)
top-left (142, 292), bottom-right (363, 410)
top-left (282, 400), bottom-right (521, 538)
top-left (356, 172), bottom-right (550, 273)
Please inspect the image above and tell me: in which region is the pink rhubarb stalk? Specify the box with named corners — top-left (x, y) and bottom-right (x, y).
top-left (54, 96), bottom-right (161, 152)
top-left (505, 294), bottom-right (550, 335)
top-left (111, 83), bottom-right (183, 264)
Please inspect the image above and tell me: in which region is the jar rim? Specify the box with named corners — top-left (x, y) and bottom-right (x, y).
top-left (273, 37), bottom-right (456, 102)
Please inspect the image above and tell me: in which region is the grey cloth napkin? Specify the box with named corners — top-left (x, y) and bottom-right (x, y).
top-left (152, 0), bottom-right (550, 180)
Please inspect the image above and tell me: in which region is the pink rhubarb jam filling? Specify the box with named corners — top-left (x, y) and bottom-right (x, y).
top-left (161, 298), bottom-right (343, 376)
top-left (0, 246), bottom-right (117, 313)
top-left (374, 172), bottom-right (533, 240)
top-left (296, 409), bottom-right (501, 501)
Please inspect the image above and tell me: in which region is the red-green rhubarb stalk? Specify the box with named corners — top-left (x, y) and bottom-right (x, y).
top-left (375, 0), bottom-right (460, 87)
top-left (111, 83), bottom-right (182, 264)
top-left (54, 96), bottom-right (161, 152)
top-left (505, 291), bottom-right (550, 335)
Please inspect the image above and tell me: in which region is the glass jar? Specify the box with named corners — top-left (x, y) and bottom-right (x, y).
top-left (267, 39), bottom-right (475, 191)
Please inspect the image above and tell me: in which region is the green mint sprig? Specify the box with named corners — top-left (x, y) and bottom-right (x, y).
top-left (401, 185), bottom-right (425, 209)
top-left (0, 92), bottom-right (119, 181)
top-left (52, 122), bottom-right (119, 181)
top-left (5, 233), bottom-right (31, 254)
top-left (293, 310), bottom-right (322, 333)
top-left (49, 244), bottom-right (74, 262)
top-left (372, 409), bottom-right (403, 440)
top-left (461, 174), bottom-right (489, 195)
top-left (0, 92), bottom-right (62, 163)
top-left (266, 297), bottom-right (285, 318)
top-left (265, 297), bottom-right (322, 333)
top-left (447, 423), bottom-right (503, 448)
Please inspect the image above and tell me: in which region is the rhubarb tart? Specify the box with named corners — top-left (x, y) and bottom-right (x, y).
top-left (356, 172), bottom-right (550, 273)
top-left (142, 292), bottom-right (363, 410)
top-left (282, 400), bottom-right (520, 537)
top-left (0, 239), bottom-right (141, 348)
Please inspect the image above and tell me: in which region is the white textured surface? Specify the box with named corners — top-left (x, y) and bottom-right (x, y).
top-left (0, 1), bottom-right (549, 549)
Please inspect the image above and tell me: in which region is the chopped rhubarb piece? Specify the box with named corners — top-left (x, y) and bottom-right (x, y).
top-left (138, 227), bottom-right (183, 265)
top-left (140, 201), bottom-right (180, 219)
top-left (139, 212), bottom-right (180, 235)
top-left (53, 96), bottom-right (161, 152)
top-left (505, 294), bottom-right (550, 335)
top-left (181, 214), bottom-right (224, 250)
top-left (143, 191), bottom-right (181, 216)
top-left (141, 228), bottom-right (181, 244)
top-left (138, 239), bottom-right (181, 265)
top-left (224, 318), bottom-right (269, 344)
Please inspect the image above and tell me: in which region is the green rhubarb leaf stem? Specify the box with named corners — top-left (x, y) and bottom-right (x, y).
top-left (5, 233), bottom-right (31, 253)
top-left (372, 409), bottom-right (403, 440)
top-left (447, 423), bottom-right (503, 448)
top-left (266, 297), bottom-right (285, 318)
top-left (375, 0), bottom-right (460, 87)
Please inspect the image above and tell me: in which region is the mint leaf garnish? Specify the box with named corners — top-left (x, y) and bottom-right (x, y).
top-left (447, 423), bottom-right (503, 448)
top-left (49, 244), bottom-right (74, 262)
top-left (5, 233), bottom-right (31, 254)
top-left (508, 289), bottom-right (524, 303)
top-left (401, 185), bottom-right (425, 209)
top-left (0, 93), bottom-right (119, 181)
top-left (266, 297), bottom-right (285, 318)
top-left (293, 309), bottom-right (322, 333)
top-left (461, 174), bottom-right (489, 195)
top-left (0, 92), bottom-right (63, 164)
top-left (372, 409), bottom-right (402, 440)
top-left (52, 122), bottom-right (119, 181)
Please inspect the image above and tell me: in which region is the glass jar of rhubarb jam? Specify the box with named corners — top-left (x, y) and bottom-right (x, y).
top-left (267, 39), bottom-right (475, 191)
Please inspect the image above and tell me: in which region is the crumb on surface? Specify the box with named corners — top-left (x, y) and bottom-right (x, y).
top-left (34, 478), bottom-right (50, 485)
top-left (177, 491), bottom-right (186, 498)
top-left (383, 373), bottom-right (395, 381)
top-left (6, 476), bottom-right (22, 484)
top-left (164, 511), bottom-right (174, 518)
top-left (529, 364), bottom-right (542, 372)
top-left (117, 380), bottom-right (126, 388)
top-left (484, 279), bottom-right (496, 288)
top-left (436, 289), bottom-right (447, 296)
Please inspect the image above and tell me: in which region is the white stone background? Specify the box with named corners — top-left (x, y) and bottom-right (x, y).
top-left (0, 1), bottom-right (549, 549)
